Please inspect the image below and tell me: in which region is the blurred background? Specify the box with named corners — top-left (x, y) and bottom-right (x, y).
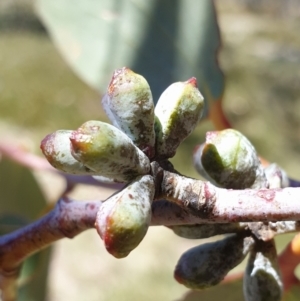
top-left (0, 0), bottom-right (300, 300)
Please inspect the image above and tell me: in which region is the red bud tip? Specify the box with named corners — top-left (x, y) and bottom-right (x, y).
top-left (174, 267), bottom-right (185, 284)
top-left (187, 77), bottom-right (198, 87)
top-left (40, 134), bottom-right (50, 152)
top-left (69, 131), bottom-right (91, 153)
top-left (40, 133), bottom-right (55, 162)
top-left (108, 67), bottom-right (130, 95)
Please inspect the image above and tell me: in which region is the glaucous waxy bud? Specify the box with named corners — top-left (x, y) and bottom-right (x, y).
top-left (264, 163), bottom-right (289, 189)
top-left (70, 120), bottom-right (150, 182)
top-left (174, 234), bottom-right (254, 289)
top-left (244, 240), bottom-right (283, 301)
top-left (102, 67), bottom-right (156, 158)
top-left (40, 130), bottom-right (95, 175)
top-left (193, 143), bottom-right (219, 185)
top-left (169, 223), bottom-right (245, 239)
top-left (196, 129), bottom-right (267, 189)
top-left (154, 78), bottom-right (204, 159)
top-left (95, 175), bottom-right (155, 258)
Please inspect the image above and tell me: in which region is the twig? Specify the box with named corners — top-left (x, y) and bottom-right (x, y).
top-left (0, 198), bottom-right (99, 301)
top-left (2, 168), bottom-right (300, 299)
top-left (155, 170), bottom-right (300, 222)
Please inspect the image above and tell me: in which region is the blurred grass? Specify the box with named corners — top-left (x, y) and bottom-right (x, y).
top-left (1, 1), bottom-right (300, 301)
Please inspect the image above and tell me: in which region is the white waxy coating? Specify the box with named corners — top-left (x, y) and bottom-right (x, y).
top-left (102, 68), bottom-right (156, 157)
top-left (201, 129), bottom-right (267, 189)
top-left (40, 130), bottom-right (95, 175)
top-left (154, 79), bottom-right (204, 158)
top-left (95, 175), bottom-right (155, 258)
top-left (70, 120), bottom-right (150, 182)
top-left (244, 241), bottom-right (283, 301)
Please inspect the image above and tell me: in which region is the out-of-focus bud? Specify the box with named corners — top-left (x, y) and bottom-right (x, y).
top-left (195, 129), bottom-right (267, 189)
top-left (40, 130), bottom-right (95, 174)
top-left (174, 234), bottom-right (254, 289)
top-left (154, 78), bottom-right (204, 159)
top-left (102, 67), bottom-right (156, 158)
top-left (169, 223), bottom-right (245, 239)
top-left (70, 120), bottom-right (150, 182)
top-left (244, 239), bottom-right (283, 301)
top-left (95, 175), bottom-right (155, 258)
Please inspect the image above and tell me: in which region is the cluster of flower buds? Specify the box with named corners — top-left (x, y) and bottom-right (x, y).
top-left (41, 68), bottom-right (286, 300)
top-left (171, 128), bottom-right (283, 301)
top-left (41, 67), bottom-right (204, 258)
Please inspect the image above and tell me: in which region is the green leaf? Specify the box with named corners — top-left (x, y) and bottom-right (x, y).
top-left (36, 0), bottom-right (224, 117)
top-left (0, 157), bottom-right (46, 229)
top-left (18, 247), bottom-right (52, 301)
top-left (0, 157), bottom-right (50, 301)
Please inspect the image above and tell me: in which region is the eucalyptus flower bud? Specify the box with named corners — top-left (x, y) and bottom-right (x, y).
top-left (193, 143), bottom-right (219, 185)
top-left (197, 129), bottom-right (267, 189)
top-left (70, 120), bottom-right (150, 182)
top-left (95, 175), bottom-right (155, 258)
top-left (174, 234), bottom-right (254, 289)
top-left (154, 78), bottom-right (204, 159)
top-left (244, 240), bottom-right (283, 301)
top-left (40, 130), bottom-right (95, 174)
top-left (264, 163), bottom-right (289, 189)
top-left (102, 67), bottom-right (156, 158)
top-left (170, 223), bottom-right (245, 239)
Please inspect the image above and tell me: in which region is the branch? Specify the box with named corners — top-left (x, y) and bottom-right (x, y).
top-left (2, 170), bottom-right (300, 300)
top-left (0, 198), bottom-right (98, 273)
top-left (0, 198), bottom-right (99, 301)
top-left (155, 170), bottom-right (300, 222)
top-left (1, 172), bottom-right (300, 272)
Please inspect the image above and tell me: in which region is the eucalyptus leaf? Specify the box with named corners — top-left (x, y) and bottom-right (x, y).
top-left (36, 0), bottom-right (224, 117)
top-left (0, 157), bottom-right (50, 301)
top-left (0, 158), bottom-right (46, 226)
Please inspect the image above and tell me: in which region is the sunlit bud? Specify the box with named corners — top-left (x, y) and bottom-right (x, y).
top-left (169, 223), bottom-right (245, 239)
top-left (40, 130), bottom-right (95, 174)
top-left (102, 67), bottom-right (156, 158)
top-left (70, 120), bottom-right (150, 182)
top-left (174, 234), bottom-right (254, 289)
top-left (197, 129), bottom-right (267, 189)
top-left (264, 163), bottom-right (289, 188)
top-left (244, 239), bottom-right (283, 301)
top-left (95, 175), bottom-right (155, 258)
top-left (154, 78), bottom-right (204, 159)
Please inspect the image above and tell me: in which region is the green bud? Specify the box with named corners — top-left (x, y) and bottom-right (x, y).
top-left (40, 130), bottom-right (95, 174)
top-left (95, 175), bottom-right (155, 258)
top-left (70, 120), bottom-right (150, 182)
top-left (170, 223), bottom-right (245, 239)
top-left (102, 67), bottom-right (156, 158)
top-left (154, 78), bottom-right (204, 159)
top-left (174, 234), bottom-right (254, 289)
top-left (244, 240), bottom-right (283, 301)
top-left (193, 143), bottom-right (219, 185)
top-left (199, 129), bottom-right (267, 189)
